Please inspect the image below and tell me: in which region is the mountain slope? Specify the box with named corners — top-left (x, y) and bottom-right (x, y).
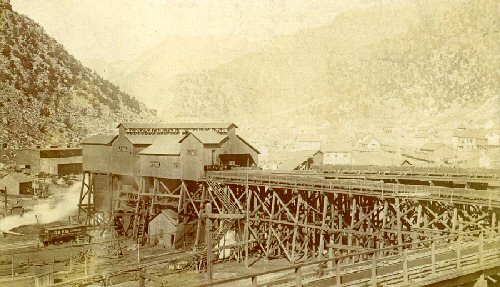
top-left (162, 0), bottom-right (498, 137)
top-left (85, 35), bottom-right (264, 108)
top-left (0, 2), bottom-right (156, 148)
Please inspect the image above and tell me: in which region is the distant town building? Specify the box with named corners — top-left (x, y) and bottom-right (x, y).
top-left (419, 143), bottom-right (455, 162)
top-left (357, 135), bottom-right (381, 151)
top-left (323, 143), bottom-right (352, 165)
top-left (0, 173), bottom-right (33, 195)
top-left (474, 119), bottom-right (496, 130)
top-left (485, 130), bottom-right (500, 146)
top-left (452, 129), bottom-right (488, 150)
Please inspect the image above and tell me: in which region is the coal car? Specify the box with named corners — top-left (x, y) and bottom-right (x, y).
top-left (39, 224), bottom-right (89, 246)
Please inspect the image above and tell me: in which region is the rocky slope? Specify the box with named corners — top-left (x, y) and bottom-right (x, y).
top-left (0, 2), bottom-right (156, 148)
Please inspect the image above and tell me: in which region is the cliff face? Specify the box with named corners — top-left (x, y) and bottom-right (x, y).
top-left (0, 4), bottom-right (156, 148)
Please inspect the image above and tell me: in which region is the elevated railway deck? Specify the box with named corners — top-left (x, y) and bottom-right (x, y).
top-left (206, 171), bottom-right (500, 208)
top-left (313, 165), bottom-right (500, 187)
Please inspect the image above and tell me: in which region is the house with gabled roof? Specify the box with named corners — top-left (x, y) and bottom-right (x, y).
top-left (452, 129), bottom-right (488, 150)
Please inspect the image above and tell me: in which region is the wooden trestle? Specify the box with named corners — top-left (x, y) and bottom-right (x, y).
top-left (78, 170), bottom-right (500, 268)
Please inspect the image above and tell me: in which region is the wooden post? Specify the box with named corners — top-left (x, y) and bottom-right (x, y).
top-left (402, 249), bottom-right (408, 284)
top-left (266, 192), bottom-right (276, 258)
top-left (431, 242), bottom-right (436, 275)
top-left (327, 237), bottom-right (334, 273)
top-left (456, 234), bottom-right (462, 270)
top-left (371, 256), bottom-right (377, 287)
top-left (245, 186), bottom-right (250, 267)
top-left (205, 203), bottom-right (213, 282)
top-left (69, 243), bottom-right (73, 273)
top-left (195, 184), bottom-right (206, 246)
top-left (479, 232), bottom-right (484, 266)
top-left (295, 266), bottom-right (302, 287)
top-left (84, 249), bottom-right (88, 276)
top-left (11, 250), bottom-right (14, 280)
top-left (491, 213), bottom-right (496, 237)
top-left (3, 186), bottom-right (7, 217)
top-left (251, 276), bottom-right (258, 287)
top-left (336, 260), bottom-right (341, 286)
top-left (138, 272), bottom-right (145, 287)
top-left (318, 195), bottom-right (328, 259)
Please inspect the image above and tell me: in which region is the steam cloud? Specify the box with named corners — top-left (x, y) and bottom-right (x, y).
top-left (0, 184), bottom-right (81, 232)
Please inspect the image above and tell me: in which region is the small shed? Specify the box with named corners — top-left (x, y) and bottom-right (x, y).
top-left (0, 173), bottom-right (33, 195)
top-left (148, 209), bottom-right (179, 248)
top-left (32, 265), bottom-right (54, 287)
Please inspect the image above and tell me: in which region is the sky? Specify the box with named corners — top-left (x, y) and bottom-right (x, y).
top-left (11, 0), bottom-right (368, 62)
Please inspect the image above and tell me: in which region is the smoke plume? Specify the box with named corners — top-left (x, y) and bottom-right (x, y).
top-left (0, 184), bottom-right (81, 232)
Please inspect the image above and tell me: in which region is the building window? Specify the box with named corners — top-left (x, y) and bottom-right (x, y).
top-left (150, 161), bottom-right (160, 168)
top-left (173, 163), bottom-right (179, 168)
top-left (187, 149), bottom-right (197, 156)
top-left (118, 146), bottom-right (128, 152)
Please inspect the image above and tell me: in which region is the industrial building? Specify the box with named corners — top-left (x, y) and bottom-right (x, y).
top-left (79, 122), bottom-right (260, 242)
top-left (16, 147), bottom-right (82, 176)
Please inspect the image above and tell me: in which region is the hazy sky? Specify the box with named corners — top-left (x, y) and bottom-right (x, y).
top-left (11, 0), bottom-right (368, 62)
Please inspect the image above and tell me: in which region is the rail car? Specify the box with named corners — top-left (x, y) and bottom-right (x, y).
top-left (39, 224), bottom-right (90, 246)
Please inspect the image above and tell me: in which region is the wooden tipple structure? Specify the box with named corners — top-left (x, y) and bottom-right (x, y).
top-left (78, 123), bottom-right (259, 243)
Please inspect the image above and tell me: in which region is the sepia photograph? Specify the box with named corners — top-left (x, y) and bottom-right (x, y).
top-left (0, 0), bottom-right (499, 286)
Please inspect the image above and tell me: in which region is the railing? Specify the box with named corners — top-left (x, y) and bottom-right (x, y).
top-left (313, 164), bottom-right (500, 179)
top-left (191, 231), bottom-right (500, 287)
top-left (206, 171), bottom-right (500, 208)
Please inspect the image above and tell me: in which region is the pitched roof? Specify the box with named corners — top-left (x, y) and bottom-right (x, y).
top-left (237, 135), bottom-right (260, 154)
top-left (323, 143), bottom-right (352, 152)
top-left (118, 123), bottom-right (237, 129)
top-left (126, 135), bottom-right (158, 145)
top-left (279, 150), bottom-right (319, 170)
top-left (2, 173), bottom-right (32, 183)
top-left (139, 135), bottom-right (183, 155)
top-left (420, 143), bottom-right (450, 152)
top-left (151, 209), bottom-right (179, 223)
top-left (453, 128), bottom-right (488, 139)
top-left (188, 131), bottom-right (228, 145)
top-left (82, 135), bottom-right (117, 145)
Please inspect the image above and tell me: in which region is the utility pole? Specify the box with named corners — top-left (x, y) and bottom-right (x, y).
top-left (2, 186), bottom-right (7, 217)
